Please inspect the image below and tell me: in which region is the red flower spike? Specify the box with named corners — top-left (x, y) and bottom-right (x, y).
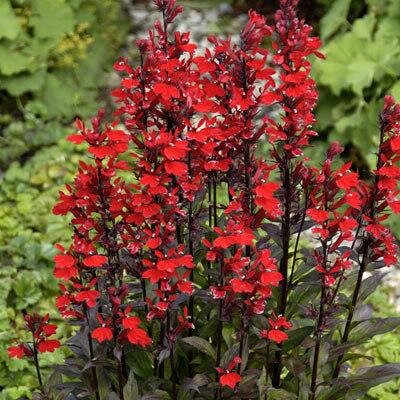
top-left (32, 1), bottom-right (400, 395)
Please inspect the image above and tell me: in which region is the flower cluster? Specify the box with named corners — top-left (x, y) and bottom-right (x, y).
top-left (8, 313), bottom-right (60, 359)
top-left (307, 142), bottom-right (361, 287)
top-left (363, 95), bottom-right (400, 265)
top-left (8, 1), bottom-right (400, 399)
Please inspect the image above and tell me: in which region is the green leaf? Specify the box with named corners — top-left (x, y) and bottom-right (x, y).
top-left (140, 391), bottom-right (171, 400)
top-left (179, 0), bottom-right (233, 10)
top-left (349, 317), bottom-right (400, 342)
top-left (315, 15), bottom-right (392, 97)
top-left (221, 343), bottom-right (240, 369)
top-left (257, 366), bottom-right (267, 399)
top-left (0, 44), bottom-right (32, 76)
top-left (267, 389), bottom-right (297, 400)
top-left (29, 0), bottom-right (75, 40)
top-left (320, 0), bottom-right (351, 39)
top-left (2, 69), bottom-right (47, 96)
top-left (124, 370), bottom-right (139, 400)
top-left (0, 1), bottom-right (21, 40)
top-left (283, 326), bottom-right (314, 351)
top-left (352, 13), bottom-right (376, 40)
top-left (390, 80), bottom-right (400, 102)
top-left (39, 73), bottom-right (75, 119)
top-left (127, 348), bottom-right (154, 379)
top-left (346, 58), bottom-right (376, 95)
top-left (222, 325), bottom-right (235, 348)
top-left (181, 336), bottom-right (216, 361)
top-left (331, 100), bottom-right (381, 167)
top-left (320, 364), bottom-right (400, 400)
top-left (181, 374), bottom-right (208, 393)
top-left (358, 272), bottom-right (387, 303)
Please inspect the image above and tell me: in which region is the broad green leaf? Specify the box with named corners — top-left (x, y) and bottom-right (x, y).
top-left (29, 0), bottom-right (75, 40)
top-left (2, 69), bottom-right (47, 96)
top-left (0, 45), bottom-right (32, 76)
top-left (376, 16), bottom-right (400, 40)
top-left (331, 100), bottom-right (381, 167)
top-left (181, 336), bottom-right (216, 361)
top-left (315, 15), bottom-right (397, 96)
top-left (39, 73), bottom-right (76, 119)
top-left (0, 1), bottom-right (21, 40)
top-left (352, 13), bottom-right (376, 40)
top-left (320, 0), bottom-right (351, 39)
top-left (347, 58), bottom-right (376, 95)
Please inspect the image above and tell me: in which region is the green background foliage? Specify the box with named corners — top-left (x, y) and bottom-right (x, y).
top-left (1, 0), bottom-right (400, 398)
top-left (0, 0), bottom-right (127, 397)
top-left (313, 0), bottom-right (400, 169)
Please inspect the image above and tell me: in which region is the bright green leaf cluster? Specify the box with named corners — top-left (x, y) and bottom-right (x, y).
top-left (0, 0), bottom-right (128, 169)
top-left (314, 0), bottom-right (400, 168)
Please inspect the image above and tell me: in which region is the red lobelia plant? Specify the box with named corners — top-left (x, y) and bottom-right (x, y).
top-left (9, 0), bottom-right (400, 399)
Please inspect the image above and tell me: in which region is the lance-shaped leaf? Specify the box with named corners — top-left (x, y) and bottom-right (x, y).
top-left (124, 370), bottom-right (139, 399)
top-left (349, 317), bottom-right (400, 342)
top-left (180, 337), bottom-right (216, 361)
top-left (319, 364), bottom-right (400, 400)
top-left (181, 374), bottom-right (209, 393)
top-left (283, 326), bottom-right (314, 351)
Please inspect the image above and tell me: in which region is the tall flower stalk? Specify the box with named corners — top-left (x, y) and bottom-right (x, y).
top-left (8, 2), bottom-right (400, 399)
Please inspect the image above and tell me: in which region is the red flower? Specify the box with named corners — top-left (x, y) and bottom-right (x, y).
top-left (127, 328), bottom-right (152, 347)
top-left (122, 316), bottom-right (141, 329)
top-left (218, 356), bottom-right (242, 389)
top-left (142, 269), bottom-right (167, 283)
top-left (307, 208), bottom-right (330, 223)
top-left (75, 290), bottom-right (101, 308)
top-left (219, 372), bottom-right (241, 389)
top-left (260, 271), bottom-right (283, 287)
top-left (83, 255), bottom-right (108, 268)
top-left (230, 278), bottom-right (254, 293)
top-left (67, 134), bottom-right (85, 144)
top-left (54, 253), bottom-right (77, 280)
top-left (37, 339), bottom-right (61, 353)
top-left (153, 83), bottom-right (180, 101)
top-left (211, 286), bottom-right (226, 299)
top-left (163, 141), bottom-right (189, 160)
top-left (336, 171), bottom-right (359, 189)
top-left (7, 345), bottom-right (26, 359)
top-left (213, 230), bottom-right (255, 249)
top-left (42, 324), bottom-right (58, 336)
top-left (91, 327), bottom-right (113, 343)
top-left (261, 329), bottom-right (288, 344)
top-left (255, 183), bottom-right (281, 217)
top-left (164, 161), bottom-right (188, 176)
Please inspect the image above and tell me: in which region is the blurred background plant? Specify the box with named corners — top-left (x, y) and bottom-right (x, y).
top-left (0, 0), bottom-right (128, 397)
top-left (1, 0), bottom-right (399, 398)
